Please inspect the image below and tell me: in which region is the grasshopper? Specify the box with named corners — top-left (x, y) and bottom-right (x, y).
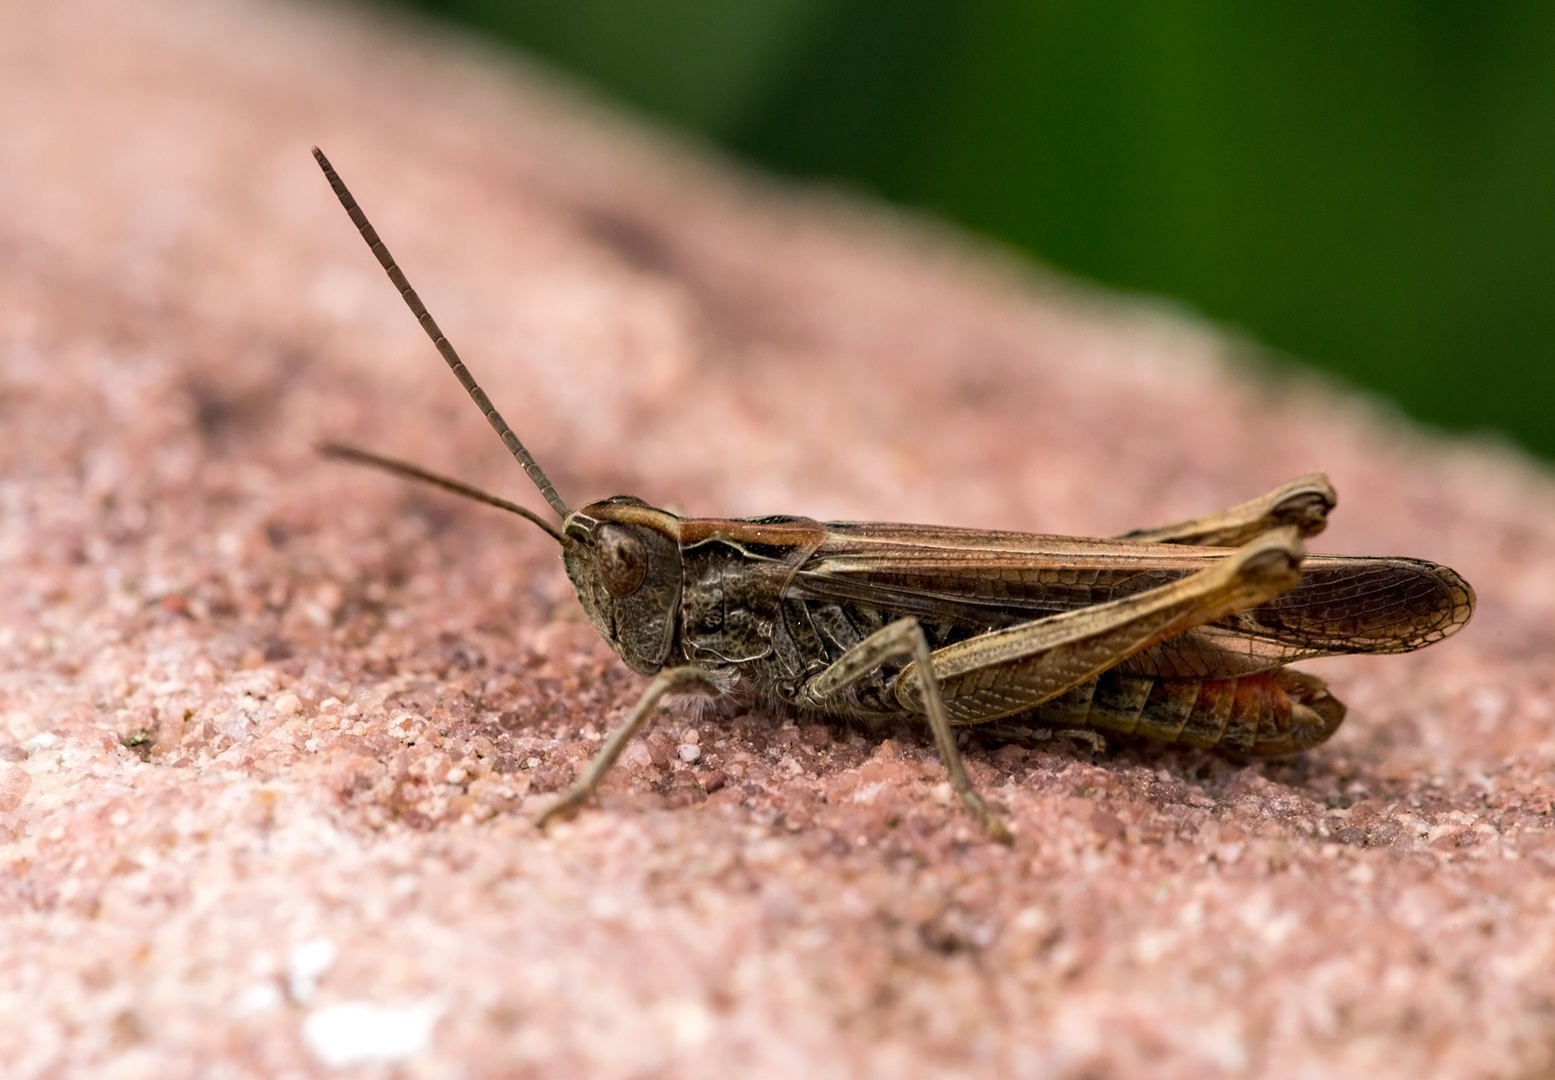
top-left (311, 149), bottom-right (1474, 843)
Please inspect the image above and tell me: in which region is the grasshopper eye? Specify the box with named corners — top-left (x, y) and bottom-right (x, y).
top-left (597, 525), bottom-right (647, 597)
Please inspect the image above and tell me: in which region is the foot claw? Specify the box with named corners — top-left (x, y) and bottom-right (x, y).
top-left (1055, 729), bottom-right (1107, 755)
top-left (962, 792), bottom-right (1015, 844)
top-left (533, 790), bottom-right (585, 830)
top-left (985, 816), bottom-right (1015, 845)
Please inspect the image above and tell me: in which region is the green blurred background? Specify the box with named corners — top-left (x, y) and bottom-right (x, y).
top-left (398, 0), bottom-right (1555, 459)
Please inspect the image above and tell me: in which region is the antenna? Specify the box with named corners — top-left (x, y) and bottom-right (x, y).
top-left (311, 147), bottom-right (571, 521)
top-left (317, 442), bottom-right (564, 544)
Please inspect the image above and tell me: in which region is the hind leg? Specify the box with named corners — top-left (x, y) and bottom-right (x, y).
top-left (1119, 475), bottom-right (1335, 547)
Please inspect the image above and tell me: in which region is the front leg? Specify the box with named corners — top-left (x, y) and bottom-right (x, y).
top-left (536, 665), bottom-right (718, 829)
top-left (1119, 474), bottom-right (1335, 547)
top-left (799, 618), bottom-right (1013, 844)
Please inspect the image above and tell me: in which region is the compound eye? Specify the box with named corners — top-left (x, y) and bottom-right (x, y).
top-left (597, 524), bottom-right (648, 598)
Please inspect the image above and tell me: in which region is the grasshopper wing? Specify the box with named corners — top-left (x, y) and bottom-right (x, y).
top-left (793, 524), bottom-right (1474, 679)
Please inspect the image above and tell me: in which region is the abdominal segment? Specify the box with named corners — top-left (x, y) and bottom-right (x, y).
top-left (1021, 667), bottom-right (1346, 755)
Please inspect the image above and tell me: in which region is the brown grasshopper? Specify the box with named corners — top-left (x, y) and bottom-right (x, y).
top-left (311, 148), bottom-right (1474, 843)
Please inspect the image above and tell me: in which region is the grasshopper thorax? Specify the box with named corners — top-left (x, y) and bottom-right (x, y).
top-left (562, 497), bottom-right (685, 676)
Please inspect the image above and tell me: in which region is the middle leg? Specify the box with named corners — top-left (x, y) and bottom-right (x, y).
top-left (799, 617), bottom-right (1014, 844)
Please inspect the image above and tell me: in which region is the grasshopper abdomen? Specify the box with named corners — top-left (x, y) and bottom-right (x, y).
top-left (1024, 667), bottom-right (1345, 756)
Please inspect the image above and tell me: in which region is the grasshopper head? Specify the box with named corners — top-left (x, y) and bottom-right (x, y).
top-left (562, 498), bottom-right (684, 675)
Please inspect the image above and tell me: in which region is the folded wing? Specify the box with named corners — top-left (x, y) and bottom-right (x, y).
top-left (792, 522), bottom-right (1474, 679)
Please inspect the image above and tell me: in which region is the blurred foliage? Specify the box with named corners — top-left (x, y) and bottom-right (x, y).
top-left (401, 0), bottom-right (1555, 458)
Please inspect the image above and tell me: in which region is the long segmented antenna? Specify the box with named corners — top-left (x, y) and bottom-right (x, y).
top-left (312, 147), bottom-right (571, 521)
top-left (317, 441), bottom-right (564, 544)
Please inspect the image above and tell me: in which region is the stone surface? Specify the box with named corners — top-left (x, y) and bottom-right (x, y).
top-left (2, 1), bottom-right (1554, 1077)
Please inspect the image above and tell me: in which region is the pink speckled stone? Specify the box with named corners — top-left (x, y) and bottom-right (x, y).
top-left (1, 2), bottom-right (1553, 1077)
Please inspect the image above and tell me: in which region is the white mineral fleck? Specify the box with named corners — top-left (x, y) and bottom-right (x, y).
top-left (234, 981), bottom-right (284, 1016)
top-left (288, 938), bottom-right (338, 1004)
top-left (303, 999), bottom-right (442, 1068)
